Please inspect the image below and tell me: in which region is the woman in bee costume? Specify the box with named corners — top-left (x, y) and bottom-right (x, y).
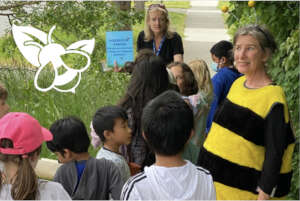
top-left (197, 25), bottom-right (295, 200)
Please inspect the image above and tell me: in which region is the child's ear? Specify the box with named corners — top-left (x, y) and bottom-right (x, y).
top-left (103, 130), bottom-right (112, 140)
top-left (220, 56), bottom-right (227, 64)
top-left (63, 149), bottom-right (73, 159)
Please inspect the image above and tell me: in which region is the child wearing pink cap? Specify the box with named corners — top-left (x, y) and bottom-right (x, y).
top-left (0, 84), bottom-right (9, 119)
top-left (0, 112), bottom-right (71, 200)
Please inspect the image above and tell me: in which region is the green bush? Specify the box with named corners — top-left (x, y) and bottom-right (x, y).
top-left (221, 1), bottom-right (299, 199)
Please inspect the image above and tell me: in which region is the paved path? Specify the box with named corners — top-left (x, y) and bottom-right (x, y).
top-left (0, 1), bottom-right (10, 37)
top-left (0, 16), bottom-right (10, 37)
top-left (183, 0), bottom-right (230, 75)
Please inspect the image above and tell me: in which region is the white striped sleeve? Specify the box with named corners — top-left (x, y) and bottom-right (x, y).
top-left (121, 172), bottom-right (146, 200)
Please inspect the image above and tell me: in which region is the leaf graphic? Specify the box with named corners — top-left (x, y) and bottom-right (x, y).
top-left (66, 38), bottom-right (95, 54)
top-left (12, 24), bottom-right (48, 67)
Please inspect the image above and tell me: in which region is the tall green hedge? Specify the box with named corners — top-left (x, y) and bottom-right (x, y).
top-left (222, 1), bottom-right (299, 199)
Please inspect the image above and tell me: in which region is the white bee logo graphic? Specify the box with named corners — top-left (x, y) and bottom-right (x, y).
top-left (12, 24), bottom-right (95, 93)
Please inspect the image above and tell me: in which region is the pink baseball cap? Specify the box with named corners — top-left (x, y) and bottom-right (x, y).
top-left (0, 112), bottom-right (53, 155)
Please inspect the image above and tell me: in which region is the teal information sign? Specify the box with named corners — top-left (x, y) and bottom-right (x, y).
top-left (106, 31), bottom-right (134, 67)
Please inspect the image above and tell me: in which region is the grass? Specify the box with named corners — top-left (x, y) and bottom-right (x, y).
top-left (169, 12), bottom-right (186, 37)
top-left (0, 67), bottom-right (130, 158)
top-left (0, 10), bottom-right (187, 159)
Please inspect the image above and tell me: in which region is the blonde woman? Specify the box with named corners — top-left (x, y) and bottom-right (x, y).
top-left (137, 4), bottom-right (183, 65)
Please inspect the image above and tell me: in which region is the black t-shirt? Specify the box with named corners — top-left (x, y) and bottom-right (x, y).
top-left (137, 31), bottom-right (184, 65)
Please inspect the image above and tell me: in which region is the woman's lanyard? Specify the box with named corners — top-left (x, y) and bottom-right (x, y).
top-left (153, 36), bottom-right (166, 56)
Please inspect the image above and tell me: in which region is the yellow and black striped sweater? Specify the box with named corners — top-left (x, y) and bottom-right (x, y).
top-left (198, 76), bottom-right (295, 200)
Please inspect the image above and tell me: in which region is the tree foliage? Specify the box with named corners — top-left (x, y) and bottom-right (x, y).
top-left (224, 1), bottom-right (299, 199)
top-left (0, 1), bottom-right (144, 68)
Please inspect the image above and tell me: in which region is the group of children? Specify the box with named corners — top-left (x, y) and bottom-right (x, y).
top-left (0, 85), bottom-right (216, 200)
top-left (0, 40), bottom-right (239, 200)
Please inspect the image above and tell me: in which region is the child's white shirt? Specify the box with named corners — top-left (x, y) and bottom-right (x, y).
top-left (121, 160), bottom-right (216, 200)
top-left (0, 179), bottom-right (71, 200)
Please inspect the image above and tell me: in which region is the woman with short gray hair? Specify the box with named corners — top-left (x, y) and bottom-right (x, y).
top-left (197, 25), bottom-right (295, 200)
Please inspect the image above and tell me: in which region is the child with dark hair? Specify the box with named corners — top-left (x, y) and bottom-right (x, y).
top-left (210, 40), bottom-right (234, 71)
top-left (135, 48), bottom-right (155, 64)
top-left (0, 112), bottom-right (70, 200)
top-left (119, 55), bottom-right (170, 171)
top-left (47, 117), bottom-right (123, 200)
top-left (92, 106), bottom-right (132, 183)
top-left (0, 83), bottom-right (9, 118)
top-left (121, 90), bottom-right (216, 200)
top-left (207, 40), bottom-right (242, 133)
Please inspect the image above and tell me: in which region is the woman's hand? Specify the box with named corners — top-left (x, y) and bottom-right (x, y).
top-left (113, 60), bottom-right (122, 72)
top-left (257, 187), bottom-right (270, 200)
